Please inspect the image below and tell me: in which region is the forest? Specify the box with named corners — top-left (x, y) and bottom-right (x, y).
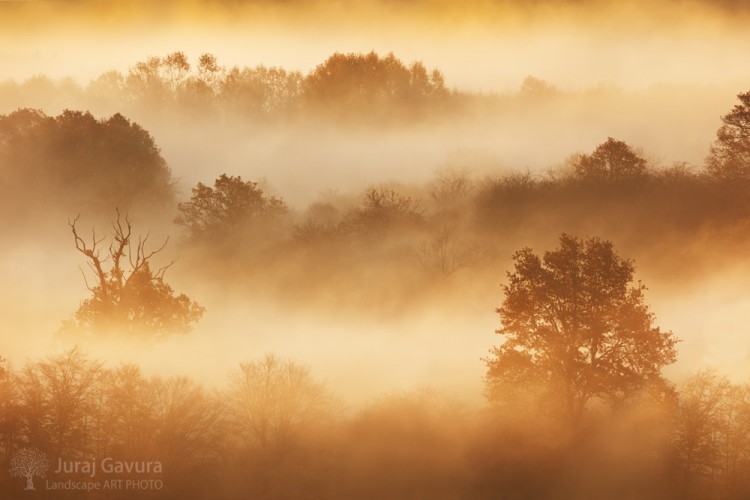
top-left (2, 0), bottom-right (750, 498)
top-left (0, 50), bottom-right (748, 499)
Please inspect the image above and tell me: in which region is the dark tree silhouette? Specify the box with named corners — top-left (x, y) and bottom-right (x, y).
top-left (226, 355), bottom-right (340, 498)
top-left (673, 371), bottom-right (750, 499)
top-left (175, 174), bottom-right (287, 242)
top-left (346, 186), bottom-right (424, 236)
top-left (227, 355), bottom-right (338, 454)
top-left (575, 137), bottom-right (648, 181)
top-left (125, 51), bottom-right (191, 107)
top-left (302, 51), bottom-right (447, 120)
top-left (485, 234), bottom-right (678, 419)
top-left (0, 109), bottom-right (173, 212)
top-left (61, 211), bottom-right (204, 338)
top-left (707, 91), bottom-right (750, 179)
top-left (15, 349), bottom-right (102, 457)
top-left (220, 64), bottom-right (302, 116)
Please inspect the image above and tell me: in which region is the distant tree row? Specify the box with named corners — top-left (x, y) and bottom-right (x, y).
top-left (1, 51), bottom-right (450, 124)
top-left (3, 89), bottom-right (750, 339)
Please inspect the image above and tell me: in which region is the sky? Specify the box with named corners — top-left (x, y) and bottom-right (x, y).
top-left (2, 0), bottom-right (750, 92)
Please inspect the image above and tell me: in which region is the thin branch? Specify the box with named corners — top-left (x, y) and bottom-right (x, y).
top-left (154, 258), bottom-right (178, 280)
top-left (77, 266), bottom-right (95, 292)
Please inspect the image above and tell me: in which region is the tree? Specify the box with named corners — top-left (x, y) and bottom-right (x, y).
top-left (226, 355), bottom-right (340, 498)
top-left (484, 234), bottom-right (678, 420)
top-left (0, 356), bottom-right (18, 461)
top-left (574, 137), bottom-right (648, 181)
top-left (706, 91), bottom-right (750, 180)
top-left (62, 211), bottom-right (204, 338)
top-left (220, 65), bottom-right (302, 116)
top-left (175, 174), bottom-right (287, 243)
top-left (227, 355), bottom-right (338, 455)
top-left (9, 447), bottom-right (48, 490)
top-left (0, 109), bottom-right (174, 213)
top-left (302, 51), bottom-right (447, 121)
top-left (125, 51), bottom-right (191, 108)
top-left (346, 186), bottom-right (424, 236)
top-left (416, 226), bottom-right (483, 278)
top-left (674, 371), bottom-right (750, 499)
top-left (15, 349), bottom-right (102, 457)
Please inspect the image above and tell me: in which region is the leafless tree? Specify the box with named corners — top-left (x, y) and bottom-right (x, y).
top-left (62, 210), bottom-right (204, 338)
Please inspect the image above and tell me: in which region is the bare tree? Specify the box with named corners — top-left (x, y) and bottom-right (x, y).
top-left (416, 226), bottom-right (484, 278)
top-left (227, 355), bottom-right (339, 455)
top-left (16, 349), bottom-right (102, 457)
top-left (9, 447), bottom-right (48, 490)
top-left (62, 210), bottom-right (204, 338)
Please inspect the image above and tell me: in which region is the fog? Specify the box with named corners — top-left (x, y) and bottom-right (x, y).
top-left (2, 1), bottom-right (750, 498)
top-left (1, 0), bottom-right (750, 398)
top-left (0, 2), bottom-right (750, 395)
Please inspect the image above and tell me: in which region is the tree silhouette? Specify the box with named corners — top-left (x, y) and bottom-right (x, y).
top-left (0, 109), bottom-right (173, 213)
top-left (417, 226), bottom-right (483, 278)
top-left (707, 91), bottom-right (750, 180)
top-left (16, 349), bottom-right (102, 456)
top-left (302, 51), bottom-right (447, 121)
top-left (220, 64), bottom-right (302, 116)
top-left (61, 211), bottom-right (204, 338)
top-left (674, 371), bottom-right (750, 499)
top-left (575, 137), bottom-right (648, 181)
top-left (485, 234), bottom-right (678, 420)
top-left (175, 174), bottom-right (287, 244)
top-left (227, 355), bottom-right (338, 454)
top-left (346, 186), bottom-right (424, 236)
top-left (226, 355), bottom-right (340, 498)
top-left (9, 447), bottom-right (48, 490)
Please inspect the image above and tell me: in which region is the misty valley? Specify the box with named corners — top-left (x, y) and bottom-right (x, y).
top-left (2, 1), bottom-right (750, 499)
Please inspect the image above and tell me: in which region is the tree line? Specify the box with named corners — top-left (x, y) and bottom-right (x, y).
top-left (2, 87), bottom-right (749, 336)
top-left (1, 66), bottom-right (750, 498)
top-left (0, 51), bottom-right (451, 125)
top-left (0, 329), bottom-right (748, 498)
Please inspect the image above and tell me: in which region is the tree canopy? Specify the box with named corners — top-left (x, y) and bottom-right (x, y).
top-left (302, 51), bottom-right (447, 120)
top-left (175, 174), bottom-right (287, 244)
top-left (485, 234), bottom-right (678, 419)
top-left (574, 137), bottom-right (648, 181)
top-left (706, 91), bottom-right (750, 180)
top-left (0, 109), bottom-right (174, 213)
top-left (61, 212), bottom-right (204, 339)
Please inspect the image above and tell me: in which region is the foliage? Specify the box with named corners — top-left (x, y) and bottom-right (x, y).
top-left (175, 174), bottom-right (287, 243)
top-left (302, 51), bottom-right (448, 120)
top-left (61, 211), bottom-right (204, 339)
top-left (225, 354), bottom-right (340, 498)
top-left (346, 186), bottom-right (424, 236)
top-left (0, 109), bottom-right (173, 213)
top-left (674, 371), bottom-right (750, 499)
top-left (485, 234), bottom-right (678, 419)
top-left (707, 91), bottom-right (750, 180)
top-left (574, 137), bottom-right (648, 181)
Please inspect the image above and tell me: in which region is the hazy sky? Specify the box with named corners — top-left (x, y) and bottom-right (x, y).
top-left (2, 0), bottom-right (750, 92)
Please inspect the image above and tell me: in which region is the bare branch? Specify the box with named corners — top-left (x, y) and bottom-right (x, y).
top-left (154, 257), bottom-right (178, 280)
top-left (69, 215), bottom-right (108, 290)
top-left (77, 266), bottom-right (95, 292)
